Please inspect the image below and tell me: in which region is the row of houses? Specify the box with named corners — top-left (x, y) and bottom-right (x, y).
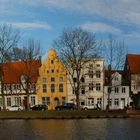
top-left (0, 49), bottom-right (139, 110)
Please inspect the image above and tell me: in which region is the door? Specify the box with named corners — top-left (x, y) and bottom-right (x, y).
top-left (54, 98), bottom-right (59, 108)
top-left (120, 98), bottom-right (125, 109)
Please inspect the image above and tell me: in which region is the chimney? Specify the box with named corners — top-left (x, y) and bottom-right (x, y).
top-left (108, 64), bottom-right (112, 71)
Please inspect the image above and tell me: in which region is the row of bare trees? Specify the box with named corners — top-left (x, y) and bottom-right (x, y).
top-left (0, 24), bottom-right (126, 110)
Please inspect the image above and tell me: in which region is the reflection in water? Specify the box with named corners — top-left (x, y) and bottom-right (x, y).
top-left (0, 119), bottom-right (139, 140)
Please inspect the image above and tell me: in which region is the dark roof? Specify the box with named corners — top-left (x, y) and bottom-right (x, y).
top-left (104, 69), bottom-right (128, 86)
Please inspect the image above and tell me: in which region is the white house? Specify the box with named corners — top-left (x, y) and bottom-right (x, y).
top-left (104, 70), bottom-right (130, 110)
top-left (68, 58), bottom-right (104, 109)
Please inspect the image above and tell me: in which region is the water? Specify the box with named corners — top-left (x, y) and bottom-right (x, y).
top-left (0, 119), bottom-right (139, 140)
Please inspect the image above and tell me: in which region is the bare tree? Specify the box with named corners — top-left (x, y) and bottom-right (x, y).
top-left (0, 24), bottom-right (20, 110)
top-left (103, 35), bottom-right (127, 110)
top-left (13, 39), bottom-right (41, 110)
top-left (53, 28), bottom-right (99, 109)
top-left (104, 35), bottom-right (126, 70)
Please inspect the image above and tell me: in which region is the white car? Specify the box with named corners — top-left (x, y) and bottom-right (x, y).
top-left (81, 104), bottom-right (99, 110)
top-left (7, 105), bottom-right (24, 111)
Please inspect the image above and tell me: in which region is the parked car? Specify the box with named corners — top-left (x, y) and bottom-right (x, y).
top-left (81, 104), bottom-right (100, 110)
top-left (55, 103), bottom-right (76, 110)
top-left (7, 105), bottom-right (24, 111)
top-left (30, 104), bottom-right (48, 111)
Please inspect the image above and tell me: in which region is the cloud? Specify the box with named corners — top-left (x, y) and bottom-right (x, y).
top-left (81, 22), bottom-right (122, 34)
top-left (0, 21), bottom-right (52, 30)
top-left (1, 0), bottom-right (140, 27)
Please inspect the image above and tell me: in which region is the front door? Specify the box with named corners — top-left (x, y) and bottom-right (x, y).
top-left (54, 98), bottom-right (59, 108)
top-left (120, 98), bottom-right (125, 109)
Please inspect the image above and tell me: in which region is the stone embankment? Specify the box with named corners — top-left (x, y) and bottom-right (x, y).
top-left (0, 110), bottom-right (132, 119)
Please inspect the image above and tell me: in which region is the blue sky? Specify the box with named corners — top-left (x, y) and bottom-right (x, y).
top-left (1, 0), bottom-right (140, 57)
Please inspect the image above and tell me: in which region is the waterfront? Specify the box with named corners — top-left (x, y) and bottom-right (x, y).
top-left (0, 119), bottom-right (139, 140)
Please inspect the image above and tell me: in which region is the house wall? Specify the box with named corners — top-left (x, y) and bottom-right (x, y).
top-left (37, 50), bottom-right (67, 110)
top-left (68, 58), bottom-right (104, 109)
top-left (104, 72), bottom-right (130, 110)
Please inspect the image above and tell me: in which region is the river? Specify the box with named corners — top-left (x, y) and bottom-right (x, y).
top-left (0, 118), bottom-right (139, 140)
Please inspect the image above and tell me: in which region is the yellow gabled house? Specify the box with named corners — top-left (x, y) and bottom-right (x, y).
top-left (37, 49), bottom-right (67, 110)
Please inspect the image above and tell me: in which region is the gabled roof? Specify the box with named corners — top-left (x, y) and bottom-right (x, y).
top-left (126, 54), bottom-right (140, 74)
top-left (1, 60), bottom-right (41, 84)
top-left (104, 69), bottom-right (128, 86)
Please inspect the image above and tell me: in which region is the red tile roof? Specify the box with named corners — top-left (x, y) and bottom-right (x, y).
top-left (2, 60), bottom-right (40, 84)
top-left (126, 54), bottom-right (140, 74)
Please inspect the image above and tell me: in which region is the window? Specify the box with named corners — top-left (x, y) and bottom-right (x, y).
top-left (122, 87), bottom-right (126, 93)
top-left (4, 85), bottom-right (7, 90)
top-left (114, 98), bottom-right (119, 106)
top-left (73, 78), bottom-right (77, 82)
top-left (97, 98), bottom-right (102, 104)
top-left (17, 84), bottom-right (21, 90)
top-left (107, 99), bottom-right (112, 106)
top-left (0, 98), bottom-right (3, 106)
top-left (96, 64), bottom-right (100, 67)
top-left (134, 84), bottom-right (137, 90)
top-left (51, 84), bottom-right (55, 93)
top-left (42, 77), bottom-right (47, 83)
top-left (46, 70), bottom-right (49, 73)
top-left (81, 86), bottom-right (85, 94)
top-left (42, 84), bottom-right (47, 93)
top-left (96, 83), bottom-right (101, 91)
top-left (51, 69), bottom-right (54, 73)
top-left (89, 70), bottom-right (93, 78)
top-left (31, 96), bottom-right (36, 105)
top-left (59, 77), bottom-right (63, 82)
top-left (80, 101), bottom-right (85, 106)
top-left (7, 85), bottom-right (11, 90)
top-left (81, 77), bottom-right (85, 83)
top-left (62, 97), bottom-right (66, 105)
top-left (88, 98), bottom-right (94, 105)
top-left (51, 60), bottom-right (54, 64)
top-left (89, 83), bottom-right (94, 91)
top-left (13, 84), bottom-right (17, 90)
top-left (31, 84), bottom-right (36, 90)
top-left (56, 69), bottom-right (59, 73)
top-left (51, 77), bottom-right (55, 82)
top-left (115, 87), bottom-right (119, 93)
top-left (14, 97), bottom-right (21, 106)
top-left (42, 97), bottom-right (50, 105)
top-left (89, 64), bottom-right (93, 68)
top-left (59, 84), bottom-right (63, 92)
top-left (114, 77), bottom-right (118, 81)
top-left (108, 87), bottom-right (111, 93)
top-left (7, 97), bottom-right (11, 106)
top-left (96, 71), bottom-right (101, 78)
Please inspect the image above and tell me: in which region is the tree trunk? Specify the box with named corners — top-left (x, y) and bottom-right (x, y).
top-left (107, 91), bottom-right (111, 111)
top-left (27, 94), bottom-right (30, 111)
top-left (76, 92), bottom-right (80, 110)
